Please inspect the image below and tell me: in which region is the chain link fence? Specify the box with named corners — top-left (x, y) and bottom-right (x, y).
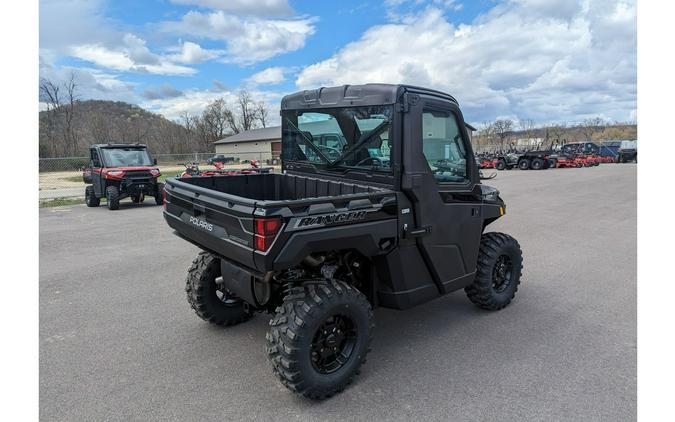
top-left (39, 152), bottom-right (282, 200)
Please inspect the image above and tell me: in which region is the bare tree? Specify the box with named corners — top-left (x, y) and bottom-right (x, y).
top-left (256, 101), bottom-right (270, 128)
top-left (492, 119), bottom-right (513, 151)
top-left (202, 98), bottom-right (232, 143)
top-left (89, 113), bottom-right (111, 144)
top-left (519, 119), bottom-right (536, 146)
top-left (225, 90), bottom-right (259, 134)
top-left (545, 123), bottom-right (567, 149)
top-left (476, 121), bottom-right (494, 153)
top-left (39, 78), bottom-right (62, 157)
top-left (578, 117), bottom-right (606, 141)
top-left (62, 73), bottom-right (79, 156)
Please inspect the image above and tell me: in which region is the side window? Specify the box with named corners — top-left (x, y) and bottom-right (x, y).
top-left (422, 110), bottom-right (468, 183)
top-left (91, 149), bottom-right (100, 166)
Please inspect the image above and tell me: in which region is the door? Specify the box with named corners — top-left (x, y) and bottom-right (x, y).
top-left (90, 148), bottom-right (105, 196)
top-left (401, 94), bottom-right (483, 293)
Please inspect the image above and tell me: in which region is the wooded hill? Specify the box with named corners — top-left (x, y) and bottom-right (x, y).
top-left (39, 100), bottom-right (193, 158)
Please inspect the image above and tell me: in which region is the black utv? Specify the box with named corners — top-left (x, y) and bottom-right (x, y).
top-left (83, 143), bottom-right (164, 210)
top-left (163, 84), bottom-right (524, 399)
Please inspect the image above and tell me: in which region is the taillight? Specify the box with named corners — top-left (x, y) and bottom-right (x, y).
top-left (254, 217), bottom-right (281, 252)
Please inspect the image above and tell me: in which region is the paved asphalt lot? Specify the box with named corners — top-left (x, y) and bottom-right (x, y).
top-left (40, 164), bottom-right (636, 421)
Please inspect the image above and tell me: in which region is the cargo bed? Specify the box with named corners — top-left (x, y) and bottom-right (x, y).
top-left (163, 173), bottom-right (396, 271)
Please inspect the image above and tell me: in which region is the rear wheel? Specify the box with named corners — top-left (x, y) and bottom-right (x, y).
top-left (531, 158), bottom-right (544, 170)
top-left (106, 186), bottom-right (119, 210)
top-left (185, 251), bottom-right (252, 326)
top-left (518, 159), bottom-right (530, 170)
top-left (548, 159), bottom-right (557, 169)
top-left (155, 182), bottom-right (164, 205)
top-left (266, 279), bottom-right (373, 400)
top-left (85, 186), bottom-right (100, 207)
top-left (496, 159), bottom-right (506, 170)
top-left (465, 232), bottom-right (523, 310)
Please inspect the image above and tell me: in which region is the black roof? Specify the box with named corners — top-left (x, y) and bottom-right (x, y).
top-left (91, 143), bottom-right (148, 148)
top-left (281, 83), bottom-right (458, 110)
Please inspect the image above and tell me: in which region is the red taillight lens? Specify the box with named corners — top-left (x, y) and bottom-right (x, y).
top-left (253, 217), bottom-right (281, 252)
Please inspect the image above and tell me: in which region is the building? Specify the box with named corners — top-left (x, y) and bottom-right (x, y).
top-left (465, 123), bottom-right (476, 143)
top-left (215, 122), bottom-right (478, 161)
top-left (214, 126), bottom-right (281, 161)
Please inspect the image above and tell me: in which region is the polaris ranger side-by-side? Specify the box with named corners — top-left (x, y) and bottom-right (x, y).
top-left (163, 84), bottom-right (524, 399)
top-left (83, 144), bottom-right (164, 210)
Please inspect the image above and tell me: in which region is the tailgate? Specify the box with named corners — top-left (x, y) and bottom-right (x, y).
top-left (163, 178), bottom-right (257, 269)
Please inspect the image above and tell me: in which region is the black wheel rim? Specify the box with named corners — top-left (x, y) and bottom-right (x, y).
top-left (492, 254), bottom-right (513, 293)
top-left (311, 314), bottom-right (357, 374)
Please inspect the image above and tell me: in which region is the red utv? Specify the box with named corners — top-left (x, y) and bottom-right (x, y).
top-left (83, 143), bottom-right (163, 210)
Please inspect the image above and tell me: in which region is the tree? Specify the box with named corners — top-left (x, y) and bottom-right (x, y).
top-left (492, 119), bottom-right (513, 151)
top-left (39, 73), bottom-right (80, 156)
top-left (61, 73), bottom-right (79, 156)
top-left (256, 101), bottom-right (270, 128)
top-left (546, 123), bottom-right (567, 149)
top-left (39, 78), bottom-right (61, 157)
top-left (579, 117), bottom-right (605, 141)
top-left (201, 98), bottom-right (238, 144)
top-left (477, 121), bottom-right (494, 153)
top-left (519, 119), bottom-right (536, 146)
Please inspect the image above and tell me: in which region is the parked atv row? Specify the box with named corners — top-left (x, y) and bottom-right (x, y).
top-left (177, 160), bottom-right (274, 178)
top-left (477, 151), bottom-right (554, 171)
top-left (477, 147), bottom-right (619, 171)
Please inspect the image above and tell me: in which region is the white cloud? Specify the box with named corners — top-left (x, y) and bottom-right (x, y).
top-left (70, 34), bottom-right (197, 75)
top-left (40, 0), bottom-right (116, 52)
top-left (40, 57), bottom-right (138, 103)
top-left (169, 0), bottom-right (293, 17)
top-left (160, 11), bottom-right (316, 64)
top-left (245, 67), bottom-right (287, 87)
top-left (168, 41), bottom-right (224, 64)
top-left (296, 1), bottom-right (637, 123)
top-left (141, 88), bottom-right (283, 122)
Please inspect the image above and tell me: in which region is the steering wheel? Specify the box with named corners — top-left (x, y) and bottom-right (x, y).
top-left (354, 156), bottom-right (383, 167)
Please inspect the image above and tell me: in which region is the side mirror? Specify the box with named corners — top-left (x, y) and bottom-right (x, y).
top-left (153, 158), bottom-right (157, 165)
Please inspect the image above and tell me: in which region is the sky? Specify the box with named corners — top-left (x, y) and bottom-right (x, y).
top-left (39, 0), bottom-right (637, 127)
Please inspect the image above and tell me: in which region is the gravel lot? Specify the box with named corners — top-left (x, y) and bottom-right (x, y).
top-left (40, 164), bottom-right (637, 421)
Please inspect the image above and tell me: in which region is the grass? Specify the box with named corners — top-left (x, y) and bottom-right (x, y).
top-left (63, 176), bottom-right (84, 183)
top-left (39, 198), bottom-right (87, 208)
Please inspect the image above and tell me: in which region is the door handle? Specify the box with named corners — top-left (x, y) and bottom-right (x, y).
top-left (405, 225), bottom-right (431, 238)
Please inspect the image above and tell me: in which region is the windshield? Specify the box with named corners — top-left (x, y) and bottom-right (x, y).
top-left (282, 105), bottom-right (393, 173)
top-left (101, 147), bottom-right (153, 167)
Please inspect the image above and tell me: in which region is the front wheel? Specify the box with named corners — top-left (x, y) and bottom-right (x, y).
top-left (465, 232), bottom-right (523, 310)
top-left (85, 186), bottom-right (100, 207)
top-left (106, 186), bottom-right (119, 210)
top-left (266, 279), bottom-right (373, 400)
top-left (496, 160), bottom-right (506, 170)
top-left (155, 182), bottom-right (164, 205)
